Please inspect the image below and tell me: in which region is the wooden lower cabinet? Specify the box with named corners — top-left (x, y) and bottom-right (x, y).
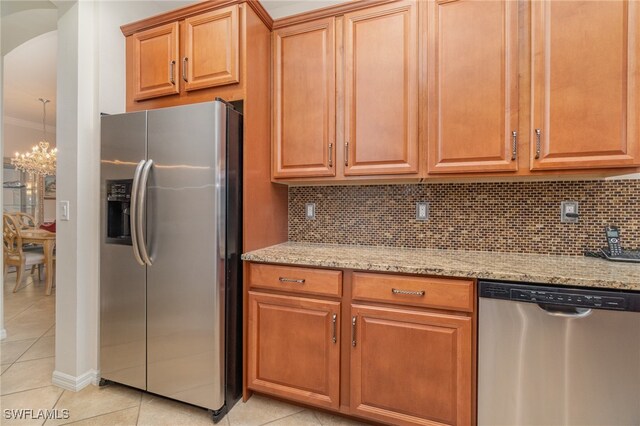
top-left (350, 304), bottom-right (473, 426)
top-left (247, 291), bottom-right (341, 409)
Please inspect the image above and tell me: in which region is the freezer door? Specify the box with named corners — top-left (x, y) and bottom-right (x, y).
top-left (146, 102), bottom-right (226, 410)
top-left (479, 298), bottom-right (640, 426)
top-left (100, 111), bottom-right (147, 390)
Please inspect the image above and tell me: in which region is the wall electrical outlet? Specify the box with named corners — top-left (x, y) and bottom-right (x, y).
top-left (305, 203), bottom-right (316, 220)
top-left (560, 201), bottom-right (579, 223)
top-left (416, 202), bottom-right (429, 221)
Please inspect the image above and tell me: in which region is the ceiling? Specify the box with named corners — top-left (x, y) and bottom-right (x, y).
top-left (1, 1), bottom-right (351, 129)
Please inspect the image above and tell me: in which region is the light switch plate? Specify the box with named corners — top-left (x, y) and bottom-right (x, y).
top-left (305, 203), bottom-right (316, 220)
top-left (416, 202), bottom-right (429, 221)
top-left (560, 201), bottom-right (579, 223)
top-left (60, 200), bottom-right (70, 221)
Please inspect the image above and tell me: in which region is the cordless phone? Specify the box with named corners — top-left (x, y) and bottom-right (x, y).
top-left (605, 226), bottom-right (622, 256)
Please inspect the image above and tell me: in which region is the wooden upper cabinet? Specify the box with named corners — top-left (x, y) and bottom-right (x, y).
top-left (343, 1), bottom-right (419, 176)
top-left (428, 0), bottom-right (518, 174)
top-left (182, 5), bottom-right (240, 91)
top-left (132, 22), bottom-right (179, 101)
top-left (531, 0), bottom-right (640, 170)
top-left (272, 18), bottom-right (336, 179)
top-left (350, 304), bottom-right (473, 426)
top-left (248, 292), bottom-right (341, 410)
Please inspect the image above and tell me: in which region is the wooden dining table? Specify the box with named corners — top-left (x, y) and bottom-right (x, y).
top-left (21, 229), bottom-right (56, 295)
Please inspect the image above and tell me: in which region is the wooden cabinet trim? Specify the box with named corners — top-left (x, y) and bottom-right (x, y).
top-left (248, 291), bottom-right (341, 409)
top-left (183, 5), bottom-right (240, 91)
top-left (272, 0), bottom-right (401, 29)
top-left (350, 303), bottom-right (473, 426)
top-left (530, 0), bottom-right (640, 170)
top-left (272, 18), bottom-right (337, 179)
top-left (427, 0), bottom-right (519, 174)
top-left (131, 22), bottom-right (180, 101)
top-left (343, 1), bottom-right (420, 176)
top-left (248, 263), bottom-right (343, 297)
top-left (352, 272), bottom-right (474, 313)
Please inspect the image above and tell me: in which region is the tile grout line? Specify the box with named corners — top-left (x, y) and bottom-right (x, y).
top-left (43, 387), bottom-right (67, 426)
top-left (61, 405), bottom-right (138, 426)
top-left (0, 382), bottom-right (55, 397)
top-left (1, 333), bottom-right (50, 377)
top-left (135, 389), bottom-right (143, 425)
top-left (259, 408), bottom-right (311, 426)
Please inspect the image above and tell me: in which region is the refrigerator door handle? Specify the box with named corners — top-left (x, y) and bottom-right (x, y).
top-left (137, 159), bottom-right (154, 266)
top-left (130, 160), bottom-right (146, 266)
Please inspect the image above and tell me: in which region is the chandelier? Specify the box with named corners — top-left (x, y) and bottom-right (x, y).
top-left (11, 98), bottom-right (57, 176)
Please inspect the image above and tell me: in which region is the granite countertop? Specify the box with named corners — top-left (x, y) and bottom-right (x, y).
top-left (241, 242), bottom-right (640, 291)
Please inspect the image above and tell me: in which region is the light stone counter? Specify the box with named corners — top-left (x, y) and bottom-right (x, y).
top-left (242, 242), bottom-right (640, 291)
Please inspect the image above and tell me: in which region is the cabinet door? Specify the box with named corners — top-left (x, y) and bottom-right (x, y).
top-left (428, 0), bottom-right (518, 174)
top-left (183, 5), bottom-right (239, 91)
top-left (343, 1), bottom-right (419, 176)
top-left (248, 292), bottom-right (341, 409)
top-left (132, 22), bottom-right (179, 101)
top-left (531, 0), bottom-right (640, 170)
top-left (350, 304), bottom-right (472, 426)
top-left (273, 18), bottom-right (336, 179)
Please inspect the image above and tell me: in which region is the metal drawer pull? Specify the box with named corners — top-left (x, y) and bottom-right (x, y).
top-left (182, 57), bottom-right (188, 82)
top-left (351, 316), bottom-right (357, 347)
top-left (392, 288), bottom-right (425, 297)
top-left (511, 131), bottom-right (517, 161)
top-left (345, 142), bottom-right (349, 167)
top-left (331, 314), bottom-right (337, 343)
top-left (278, 277), bottom-right (305, 284)
top-left (169, 60), bottom-right (176, 84)
top-left (535, 128), bottom-right (541, 159)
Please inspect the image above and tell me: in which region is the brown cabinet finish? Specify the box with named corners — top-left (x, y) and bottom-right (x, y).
top-left (247, 292), bottom-right (341, 409)
top-left (530, 0), bottom-right (640, 170)
top-left (248, 263), bottom-right (342, 297)
top-left (272, 18), bottom-right (336, 178)
top-left (131, 22), bottom-right (180, 101)
top-left (352, 272), bottom-right (473, 312)
top-left (427, 0), bottom-right (518, 174)
top-left (343, 1), bottom-right (419, 176)
top-left (350, 304), bottom-right (472, 426)
top-left (183, 5), bottom-right (240, 91)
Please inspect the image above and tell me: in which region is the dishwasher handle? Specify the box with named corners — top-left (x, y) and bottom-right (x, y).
top-left (537, 303), bottom-right (593, 318)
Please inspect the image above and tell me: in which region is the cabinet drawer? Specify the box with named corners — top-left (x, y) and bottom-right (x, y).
top-left (352, 272), bottom-right (473, 312)
top-left (248, 263), bottom-right (342, 297)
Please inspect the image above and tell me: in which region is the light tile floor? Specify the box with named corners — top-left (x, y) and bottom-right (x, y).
top-left (1, 272), bottom-right (369, 425)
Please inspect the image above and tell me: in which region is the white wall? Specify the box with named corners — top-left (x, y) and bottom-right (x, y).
top-left (53, 0), bottom-right (194, 390)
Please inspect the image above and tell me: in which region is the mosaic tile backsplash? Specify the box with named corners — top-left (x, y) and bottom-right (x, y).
top-left (288, 180), bottom-right (640, 255)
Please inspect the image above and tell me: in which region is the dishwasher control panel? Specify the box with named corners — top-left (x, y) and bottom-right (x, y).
top-left (480, 280), bottom-right (640, 312)
top-left (510, 289), bottom-right (626, 310)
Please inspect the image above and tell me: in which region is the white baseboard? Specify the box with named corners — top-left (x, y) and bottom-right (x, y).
top-left (0, 329), bottom-right (6, 340)
top-left (52, 369), bottom-right (100, 391)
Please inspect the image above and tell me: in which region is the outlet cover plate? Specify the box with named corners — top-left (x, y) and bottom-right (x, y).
top-left (305, 203), bottom-right (316, 220)
top-left (561, 201), bottom-right (579, 223)
top-left (416, 202), bottom-right (429, 221)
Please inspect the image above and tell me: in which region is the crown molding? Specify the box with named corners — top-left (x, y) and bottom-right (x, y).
top-left (4, 116), bottom-right (56, 133)
top-left (121, 0), bottom-right (273, 36)
top-left (272, 0), bottom-right (399, 29)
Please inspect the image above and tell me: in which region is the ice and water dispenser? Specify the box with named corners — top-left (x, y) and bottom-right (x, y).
top-left (105, 180), bottom-right (133, 245)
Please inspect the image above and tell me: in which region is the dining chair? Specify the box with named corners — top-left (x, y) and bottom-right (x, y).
top-left (13, 212), bottom-right (37, 230)
top-left (3, 214), bottom-right (46, 292)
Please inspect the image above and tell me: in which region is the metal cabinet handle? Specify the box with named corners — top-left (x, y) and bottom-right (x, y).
top-left (137, 159), bottom-right (154, 266)
top-left (345, 142), bottom-right (349, 167)
top-left (182, 57), bottom-right (188, 82)
top-left (351, 316), bottom-right (357, 347)
top-left (169, 60), bottom-right (176, 85)
top-left (279, 277), bottom-right (305, 284)
top-left (537, 304), bottom-right (592, 319)
top-left (511, 131), bottom-right (517, 161)
top-left (391, 288), bottom-right (425, 296)
top-left (535, 128), bottom-right (541, 159)
top-left (331, 314), bottom-right (337, 343)
top-left (328, 143), bottom-right (333, 168)
top-left (130, 160), bottom-right (146, 267)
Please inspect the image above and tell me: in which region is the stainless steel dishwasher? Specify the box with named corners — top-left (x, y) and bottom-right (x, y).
top-left (478, 280), bottom-right (640, 426)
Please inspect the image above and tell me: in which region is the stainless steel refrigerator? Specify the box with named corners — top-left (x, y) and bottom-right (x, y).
top-left (100, 100), bottom-right (242, 422)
